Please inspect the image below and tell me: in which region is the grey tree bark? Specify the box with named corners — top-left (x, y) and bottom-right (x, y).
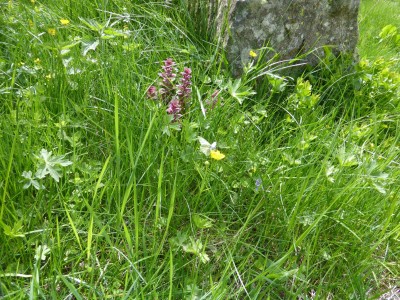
top-left (189, 0), bottom-right (360, 76)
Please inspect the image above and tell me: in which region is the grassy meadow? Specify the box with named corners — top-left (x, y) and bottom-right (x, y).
top-left (0, 0), bottom-right (399, 299)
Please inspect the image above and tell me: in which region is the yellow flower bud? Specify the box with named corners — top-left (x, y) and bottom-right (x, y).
top-left (60, 19), bottom-right (70, 25)
top-left (249, 50), bottom-right (257, 58)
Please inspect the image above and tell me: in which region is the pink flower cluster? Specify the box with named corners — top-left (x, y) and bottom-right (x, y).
top-left (147, 58), bottom-right (192, 121)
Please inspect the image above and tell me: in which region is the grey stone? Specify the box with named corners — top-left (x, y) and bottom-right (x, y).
top-left (194, 0), bottom-right (360, 76)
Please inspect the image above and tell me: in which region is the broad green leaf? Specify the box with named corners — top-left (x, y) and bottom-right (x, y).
top-left (34, 149), bottom-right (72, 182)
top-left (21, 170), bottom-right (44, 190)
top-left (227, 78), bottom-right (256, 105)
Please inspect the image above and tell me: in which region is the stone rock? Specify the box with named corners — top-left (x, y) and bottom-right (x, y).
top-left (198, 0), bottom-right (360, 76)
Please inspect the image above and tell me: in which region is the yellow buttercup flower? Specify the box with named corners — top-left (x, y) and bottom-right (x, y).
top-left (210, 150), bottom-right (225, 160)
top-left (60, 19), bottom-right (70, 25)
top-left (249, 50), bottom-right (257, 58)
top-left (47, 28), bottom-right (56, 36)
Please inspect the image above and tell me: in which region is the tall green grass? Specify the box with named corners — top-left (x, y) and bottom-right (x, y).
top-left (359, 0), bottom-right (400, 62)
top-left (0, 0), bottom-right (399, 299)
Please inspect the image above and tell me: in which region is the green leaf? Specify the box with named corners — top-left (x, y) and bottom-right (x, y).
top-left (227, 78), bottom-right (256, 105)
top-left (82, 39), bottom-right (99, 56)
top-left (325, 162), bottom-right (338, 183)
top-left (336, 147), bottom-right (358, 167)
top-left (192, 214), bottom-right (213, 229)
top-left (102, 28), bottom-right (127, 39)
top-left (34, 149), bottom-right (72, 182)
top-left (254, 257), bottom-right (265, 271)
top-left (363, 160), bottom-right (389, 194)
top-left (21, 170), bottom-right (44, 190)
top-left (282, 152), bottom-right (301, 166)
top-left (79, 17), bottom-right (105, 31)
top-left (34, 244), bottom-right (50, 261)
top-left (170, 231), bottom-right (188, 248)
top-left (267, 74), bottom-right (287, 93)
top-left (3, 219), bottom-right (25, 238)
top-left (162, 115), bottom-right (181, 136)
top-left (182, 237), bottom-right (210, 264)
top-left (183, 120), bottom-right (199, 144)
top-left (59, 39), bottom-right (82, 51)
top-left (379, 24), bottom-right (398, 40)
top-left (372, 182), bottom-right (386, 194)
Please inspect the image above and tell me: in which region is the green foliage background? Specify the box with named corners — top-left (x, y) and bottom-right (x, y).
top-left (0, 0), bottom-right (399, 299)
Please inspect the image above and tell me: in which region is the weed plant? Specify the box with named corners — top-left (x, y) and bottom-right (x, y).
top-left (0, 0), bottom-right (399, 299)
